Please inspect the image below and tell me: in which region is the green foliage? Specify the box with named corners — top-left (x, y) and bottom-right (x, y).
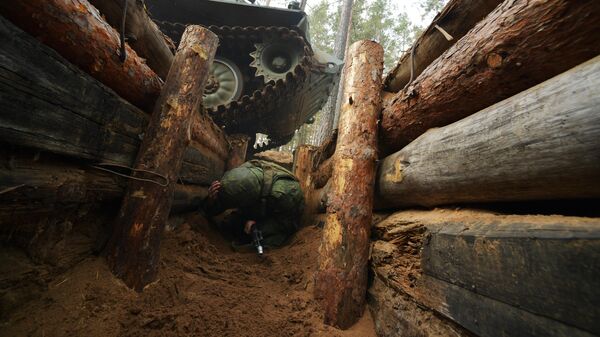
top-left (419, 0), bottom-right (447, 19)
top-left (307, 0), bottom-right (424, 71)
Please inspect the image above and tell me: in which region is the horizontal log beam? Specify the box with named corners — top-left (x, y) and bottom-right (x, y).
top-left (380, 0), bottom-right (600, 154)
top-left (376, 56), bottom-right (600, 209)
top-left (0, 151), bottom-right (206, 221)
top-left (89, 0), bottom-right (174, 80)
top-left (0, 0), bottom-right (162, 112)
top-left (384, 0), bottom-right (502, 92)
top-left (371, 209), bottom-right (600, 336)
top-left (0, 16), bottom-right (228, 187)
top-left (368, 276), bottom-right (470, 337)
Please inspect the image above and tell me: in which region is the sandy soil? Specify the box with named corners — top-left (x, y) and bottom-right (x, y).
top-left (1, 214), bottom-right (377, 337)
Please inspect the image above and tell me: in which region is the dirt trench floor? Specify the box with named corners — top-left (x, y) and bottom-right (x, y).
top-left (1, 214), bottom-right (377, 337)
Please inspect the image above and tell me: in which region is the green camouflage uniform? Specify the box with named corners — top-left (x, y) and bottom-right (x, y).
top-left (204, 160), bottom-right (304, 247)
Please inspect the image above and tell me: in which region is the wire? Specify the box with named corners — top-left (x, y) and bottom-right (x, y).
top-left (90, 163), bottom-right (169, 187)
top-left (119, 0), bottom-right (128, 62)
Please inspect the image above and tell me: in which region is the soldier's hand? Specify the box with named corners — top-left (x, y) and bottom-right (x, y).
top-left (244, 220), bottom-right (256, 235)
top-left (208, 180), bottom-right (222, 200)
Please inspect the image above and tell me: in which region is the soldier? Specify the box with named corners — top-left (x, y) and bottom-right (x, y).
top-left (203, 160), bottom-right (304, 248)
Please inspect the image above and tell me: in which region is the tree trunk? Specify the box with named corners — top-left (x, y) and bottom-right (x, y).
top-left (293, 145), bottom-right (318, 227)
top-left (88, 0), bottom-right (174, 80)
top-left (380, 0), bottom-right (600, 155)
top-left (376, 56), bottom-right (600, 209)
top-left (0, 0), bottom-right (162, 112)
top-left (315, 0), bottom-right (354, 145)
top-left (0, 15), bottom-right (227, 188)
top-left (105, 26), bottom-right (218, 291)
top-left (0, 150), bottom-right (207, 221)
top-left (384, 0), bottom-right (502, 92)
top-left (226, 134), bottom-right (250, 170)
top-left (314, 40), bottom-right (383, 329)
top-left (371, 209), bottom-right (600, 337)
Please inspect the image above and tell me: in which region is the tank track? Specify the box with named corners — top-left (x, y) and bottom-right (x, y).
top-left (155, 21), bottom-right (314, 143)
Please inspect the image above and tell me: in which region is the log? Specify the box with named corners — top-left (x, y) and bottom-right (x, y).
top-left (368, 277), bottom-right (469, 337)
top-left (0, 16), bottom-right (227, 187)
top-left (0, 150), bottom-right (207, 221)
top-left (226, 134), bottom-right (250, 170)
top-left (384, 0), bottom-right (502, 92)
top-left (314, 41), bottom-right (383, 329)
top-left (380, 0), bottom-right (600, 154)
top-left (293, 145), bottom-right (319, 227)
top-left (89, 0), bottom-right (174, 79)
top-left (0, 0), bottom-right (162, 112)
top-left (313, 157), bottom-right (332, 190)
top-left (105, 26), bottom-right (218, 291)
top-left (371, 209), bottom-right (600, 336)
top-left (376, 55), bottom-right (600, 209)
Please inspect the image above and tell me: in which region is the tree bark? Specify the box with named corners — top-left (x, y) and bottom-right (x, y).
top-left (0, 0), bottom-right (162, 112)
top-left (380, 0), bottom-right (600, 155)
top-left (88, 0), bottom-right (174, 80)
top-left (0, 150), bottom-right (207, 221)
top-left (314, 40), bottom-right (383, 329)
top-left (384, 0), bottom-right (502, 92)
top-left (316, 0), bottom-right (354, 145)
top-left (371, 209), bottom-right (600, 337)
top-left (226, 134), bottom-right (250, 170)
top-left (0, 15), bottom-right (227, 188)
top-left (105, 26), bottom-right (218, 291)
top-left (376, 56), bottom-right (600, 209)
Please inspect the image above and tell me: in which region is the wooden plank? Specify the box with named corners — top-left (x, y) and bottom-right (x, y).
top-left (89, 0), bottom-right (174, 79)
top-left (0, 0), bottom-right (162, 112)
top-left (380, 0), bottom-right (600, 154)
top-left (0, 150), bottom-right (207, 221)
top-left (105, 25), bottom-right (218, 291)
top-left (384, 0), bottom-right (502, 92)
top-left (376, 55), bottom-right (600, 209)
top-left (0, 16), bottom-right (226, 187)
top-left (372, 209), bottom-right (600, 336)
top-left (368, 276), bottom-right (470, 337)
top-left (314, 40), bottom-right (383, 329)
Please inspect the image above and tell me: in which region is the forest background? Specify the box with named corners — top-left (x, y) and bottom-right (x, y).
top-left (255, 0), bottom-right (447, 149)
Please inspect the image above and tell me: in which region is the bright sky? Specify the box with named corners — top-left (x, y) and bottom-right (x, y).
top-left (257, 0), bottom-right (435, 28)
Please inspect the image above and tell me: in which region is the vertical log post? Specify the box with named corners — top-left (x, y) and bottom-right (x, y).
top-left (226, 134), bottom-right (250, 170)
top-left (105, 26), bottom-right (218, 291)
top-left (314, 40), bottom-right (384, 329)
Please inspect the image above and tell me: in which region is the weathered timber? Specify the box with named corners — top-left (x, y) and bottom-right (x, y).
top-left (105, 26), bottom-right (218, 291)
top-left (226, 134), bottom-right (250, 170)
top-left (384, 0), bottom-right (502, 92)
top-left (368, 277), bottom-right (470, 337)
top-left (314, 41), bottom-right (383, 329)
top-left (313, 157), bottom-right (332, 190)
top-left (0, 0), bottom-right (162, 112)
top-left (0, 16), bottom-right (227, 187)
top-left (376, 55), bottom-right (600, 209)
top-left (371, 209), bottom-right (600, 336)
top-left (293, 145), bottom-right (319, 227)
top-left (380, 0), bottom-right (600, 154)
top-left (0, 151), bottom-right (207, 220)
top-left (89, 0), bottom-right (174, 79)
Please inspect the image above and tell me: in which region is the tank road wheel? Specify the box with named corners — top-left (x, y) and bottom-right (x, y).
top-left (250, 37), bottom-right (304, 84)
top-left (203, 57), bottom-right (244, 109)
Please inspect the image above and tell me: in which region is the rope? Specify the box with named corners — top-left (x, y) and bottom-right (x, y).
top-left (119, 0), bottom-right (128, 62)
top-left (90, 163), bottom-right (169, 187)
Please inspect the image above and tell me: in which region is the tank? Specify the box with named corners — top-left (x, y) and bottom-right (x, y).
top-left (146, 0), bottom-right (342, 149)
